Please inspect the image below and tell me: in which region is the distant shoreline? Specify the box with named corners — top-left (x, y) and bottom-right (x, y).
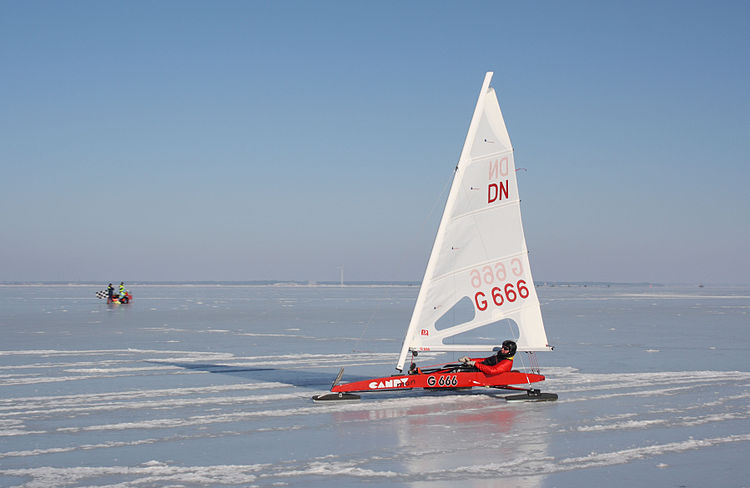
top-left (0, 281), bottom-right (723, 288)
top-left (0, 281), bottom-right (421, 288)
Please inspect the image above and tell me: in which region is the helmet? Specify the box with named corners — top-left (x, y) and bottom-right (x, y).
top-left (501, 340), bottom-right (517, 357)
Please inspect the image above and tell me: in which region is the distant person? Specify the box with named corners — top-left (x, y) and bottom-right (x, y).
top-left (458, 340), bottom-right (517, 375)
top-left (119, 282), bottom-right (125, 297)
top-left (107, 283), bottom-right (114, 300)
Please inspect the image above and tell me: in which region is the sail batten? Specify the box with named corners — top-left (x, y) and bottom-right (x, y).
top-left (447, 197), bottom-right (521, 222)
top-left (428, 249), bottom-right (533, 285)
top-left (396, 72), bottom-right (550, 372)
top-left (464, 148), bottom-right (514, 164)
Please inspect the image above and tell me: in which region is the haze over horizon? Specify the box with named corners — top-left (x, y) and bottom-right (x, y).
top-left (2, 1), bottom-right (748, 285)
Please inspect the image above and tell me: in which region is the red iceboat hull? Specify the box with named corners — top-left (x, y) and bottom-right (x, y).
top-left (330, 369), bottom-right (545, 394)
top-left (108, 293), bottom-right (133, 304)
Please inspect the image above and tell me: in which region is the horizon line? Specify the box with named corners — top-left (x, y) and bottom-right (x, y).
top-left (1, 280), bottom-right (738, 287)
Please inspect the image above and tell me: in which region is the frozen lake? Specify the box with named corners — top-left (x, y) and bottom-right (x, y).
top-left (1, 283), bottom-right (748, 487)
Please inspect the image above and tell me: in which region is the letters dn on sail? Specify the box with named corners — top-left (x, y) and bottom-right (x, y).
top-left (488, 157), bottom-right (510, 204)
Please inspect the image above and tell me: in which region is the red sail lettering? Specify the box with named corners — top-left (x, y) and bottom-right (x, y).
top-left (474, 291), bottom-right (488, 311)
top-left (498, 180), bottom-right (509, 200)
top-left (488, 180), bottom-right (509, 203)
top-left (489, 157), bottom-right (509, 179)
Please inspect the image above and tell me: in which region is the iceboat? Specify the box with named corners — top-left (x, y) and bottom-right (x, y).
top-left (314, 73), bottom-right (556, 402)
top-left (95, 289), bottom-right (133, 304)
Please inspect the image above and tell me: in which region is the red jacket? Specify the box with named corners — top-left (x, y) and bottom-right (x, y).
top-left (470, 355), bottom-right (514, 376)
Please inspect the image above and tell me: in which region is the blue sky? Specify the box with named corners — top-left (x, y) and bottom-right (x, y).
top-left (1, 1), bottom-right (748, 284)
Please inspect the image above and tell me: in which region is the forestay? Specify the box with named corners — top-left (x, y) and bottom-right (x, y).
top-left (396, 72), bottom-right (551, 371)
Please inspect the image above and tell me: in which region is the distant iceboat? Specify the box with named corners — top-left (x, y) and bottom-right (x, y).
top-left (314, 73), bottom-right (555, 402)
top-left (95, 289), bottom-right (133, 304)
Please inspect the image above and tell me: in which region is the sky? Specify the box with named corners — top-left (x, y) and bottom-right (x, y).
top-left (1, 1), bottom-right (748, 284)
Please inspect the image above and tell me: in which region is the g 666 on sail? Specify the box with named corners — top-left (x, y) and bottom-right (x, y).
top-left (314, 73), bottom-right (556, 402)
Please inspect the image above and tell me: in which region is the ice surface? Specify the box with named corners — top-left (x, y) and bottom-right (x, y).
top-left (0, 284), bottom-right (748, 487)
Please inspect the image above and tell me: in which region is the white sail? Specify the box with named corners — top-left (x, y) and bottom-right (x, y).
top-left (397, 72), bottom-right (551, 371)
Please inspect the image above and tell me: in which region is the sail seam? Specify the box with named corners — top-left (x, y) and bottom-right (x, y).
top-left (448, 197), bottom-right (520, 223)
top-left (463, 148), bottom-right (513, 164)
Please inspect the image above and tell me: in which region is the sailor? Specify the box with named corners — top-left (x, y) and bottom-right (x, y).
top-left (458, 340), bottom-right (517, 375)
